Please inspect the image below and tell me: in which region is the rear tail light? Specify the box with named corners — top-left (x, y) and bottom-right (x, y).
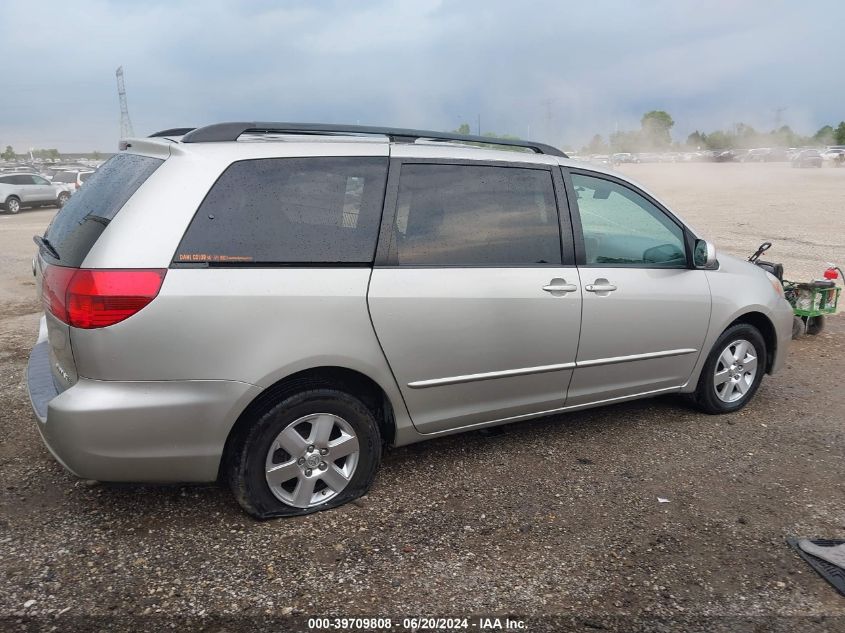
top-left (42, 266), bottom-right (166, 329)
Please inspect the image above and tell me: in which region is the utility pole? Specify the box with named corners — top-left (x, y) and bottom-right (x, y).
top-left (544, 98), bottom-right (554, 140)
top-left (116, 66), bottom-right (135, 140)
top-left (477, 113), bottom-right (481, 136)
top-left (774, 106), bottom-right (787, 129)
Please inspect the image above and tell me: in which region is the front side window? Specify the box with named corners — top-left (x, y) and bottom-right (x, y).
top-left (32, 175), bottom-right (50, 185)
top-left (176, 157), bottom-right (387, 265)
top-left (572, 173), bottom-right (686, 267)
top-left (393, 163), bottom-right (561, 266)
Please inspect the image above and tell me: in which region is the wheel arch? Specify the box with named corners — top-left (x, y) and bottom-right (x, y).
top-left (726, 311), bottom-right (777, 373)
top-left (219, 366), bottom-right (397, 480)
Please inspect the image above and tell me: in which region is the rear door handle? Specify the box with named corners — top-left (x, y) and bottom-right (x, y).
top-left (542, 278), bottom-right (578, 295)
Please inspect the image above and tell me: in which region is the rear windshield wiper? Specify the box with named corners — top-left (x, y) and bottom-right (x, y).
top-left (33, 235), bottom-right (60, 261)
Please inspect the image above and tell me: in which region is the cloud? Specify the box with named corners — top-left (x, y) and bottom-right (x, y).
top-left (0, 0), bottom-right (842, 151)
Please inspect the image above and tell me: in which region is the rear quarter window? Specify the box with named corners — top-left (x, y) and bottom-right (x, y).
top-left (43, 153), bottom-right (164, 267)
top-left (175, 157), bottom-right (388, 265)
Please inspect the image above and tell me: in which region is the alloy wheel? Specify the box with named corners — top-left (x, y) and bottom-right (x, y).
top-left (713, 338), bottom-right (758, 403)
top-left (264, 413), bottom-right (360, 508)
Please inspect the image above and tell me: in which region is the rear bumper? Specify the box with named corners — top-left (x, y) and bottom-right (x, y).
top-left (27, 337), bottom-right (260, 483)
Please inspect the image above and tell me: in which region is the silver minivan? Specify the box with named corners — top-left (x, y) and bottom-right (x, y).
top-left (26, 123), bottom-right (793, 518)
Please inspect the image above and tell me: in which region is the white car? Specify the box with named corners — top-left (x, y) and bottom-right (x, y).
top-left (0, 173), bottom-right (73, 213)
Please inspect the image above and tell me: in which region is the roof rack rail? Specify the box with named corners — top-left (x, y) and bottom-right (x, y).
top-left (179, 122), bottom-right (566, 157)
top-left (149, 128), bottom-right (196, 138)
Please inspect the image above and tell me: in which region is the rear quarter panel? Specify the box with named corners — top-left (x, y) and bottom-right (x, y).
top-left (69, 268), bottom-right (415, 438)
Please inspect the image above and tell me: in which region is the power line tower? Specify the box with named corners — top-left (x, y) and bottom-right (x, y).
top-left (115, 66), bottom-right (135, 139)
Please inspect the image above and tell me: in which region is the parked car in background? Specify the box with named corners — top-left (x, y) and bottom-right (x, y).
top-left (791, 149), bottom-right (823, 168)
top-left (767, 148), bottom-right (789, 162)
top-left (822, 148), bottom-right (845, 166)
top-left (713, 150), bottom-right (739, 162)
top-left (611, 152), bottom-right (637, 165)
top-left (743, 148), bottom-right (771, 162)
top-left (51, 169), bottom-right (95, 190)
top-left (635, 152), bottom-right (660, 163)
top-left (659, 152), bottom-right (681, 162)
top-left (0, 173), bottom-right (72, 213)
top-left (26, 122), bottom-right (793, 518)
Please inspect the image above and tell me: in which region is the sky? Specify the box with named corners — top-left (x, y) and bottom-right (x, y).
top-left (1, 0), bottom-right (843, 152)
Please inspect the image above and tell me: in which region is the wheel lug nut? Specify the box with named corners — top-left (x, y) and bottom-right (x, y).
top-left (319, 462), bottom-right (327, 470)
top-left (297, 457), bottom-right (305, 465)
top-left (307, 445), bottom-right (315, 452)
top-left (319, 448), bottom-right (328, 456)
top-left (305, 468), bottom-right (312, 476)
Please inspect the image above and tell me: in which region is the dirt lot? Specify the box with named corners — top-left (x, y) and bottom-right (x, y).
top-left (1, 164), bottom-right (844, 632)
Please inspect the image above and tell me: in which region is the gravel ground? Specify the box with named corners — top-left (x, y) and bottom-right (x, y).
top-left (1, 164), bottom-right (844, 632)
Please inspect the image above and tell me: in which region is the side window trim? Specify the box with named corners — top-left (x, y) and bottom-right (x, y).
top-left (375, 158), bottom-right (571, 268)
top-left (562, 167), bottom-right (693, 269)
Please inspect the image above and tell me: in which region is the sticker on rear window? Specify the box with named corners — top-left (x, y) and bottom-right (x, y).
top-left (177, 253), bottom-right (254, 263)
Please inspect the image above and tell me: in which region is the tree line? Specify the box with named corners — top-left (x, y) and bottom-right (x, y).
top-left (1, 146), bottom-right (103, 161)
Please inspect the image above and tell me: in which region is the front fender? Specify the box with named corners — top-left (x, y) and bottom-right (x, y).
top-left (681, 254), bottom-right (793, 392)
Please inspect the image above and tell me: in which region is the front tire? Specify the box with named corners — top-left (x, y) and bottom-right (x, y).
top-left (57, 192), bottom-right (70, 208)
top-left (228, 388), bottom-right (382, 519)
top-left (692, 323), bottom-right (766, 414)
top-left (4, 196), bottom-right (21, 214)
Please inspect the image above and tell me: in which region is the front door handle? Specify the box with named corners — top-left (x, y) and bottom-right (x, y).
top-left (585, 278), bottom-right (617, 295)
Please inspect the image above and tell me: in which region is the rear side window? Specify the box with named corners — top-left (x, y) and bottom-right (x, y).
top-left (51, 172), bottom-right (77, 183)
top-left (175, 157), bottom-right (388, 265)
top-left (391, 163), bottom-right (561, 266)
top-left (43, 153), bottom-right (163, 267)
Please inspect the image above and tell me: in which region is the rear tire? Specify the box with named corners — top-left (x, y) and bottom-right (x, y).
top-left (692, 323), bottom-right (766, 414)
top-left (228, 388), bottom-right (382, 519)
top-left (805, 315), bottom-right (825, 335)
top-left (3, 196), bottom-right (21, 214)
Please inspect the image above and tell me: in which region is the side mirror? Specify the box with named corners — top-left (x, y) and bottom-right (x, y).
top-left (694, 239), bottom-right (718, 269)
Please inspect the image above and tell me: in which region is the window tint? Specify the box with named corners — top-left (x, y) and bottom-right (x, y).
top-left (79, 172), bottom-right (93, 182)
top-left (176, 157), bottom-right (388, 265)
top-left (0, 176), bottom-right (10, 184)
top-left (572, 173), bottom-right (686, 267)
top-left (393, 164), bottom-right (561, 266)
top-left (51, 172), bottom-right (76, 183)
top-left (43, 153), bottom-right (163, 267)
top-left (11, 175), bottom-right (33, 185)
